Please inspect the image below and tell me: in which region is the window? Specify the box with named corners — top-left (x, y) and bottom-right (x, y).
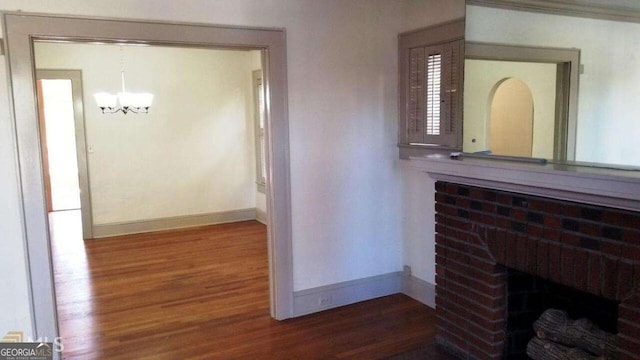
top-left (253, 70), bottom-right (266, 193)
top-left (398, 19), bottom-right (464, 158)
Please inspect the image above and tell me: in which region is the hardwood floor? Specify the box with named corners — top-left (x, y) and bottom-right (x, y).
top-left (50, 211), bottom-right (451, 359)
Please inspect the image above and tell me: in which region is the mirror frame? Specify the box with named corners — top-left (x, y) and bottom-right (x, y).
top-left (2, 12), bottom-right (294, 345)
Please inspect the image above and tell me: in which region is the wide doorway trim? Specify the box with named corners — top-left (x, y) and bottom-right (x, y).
top-left (2, 12), bottom-right (294, 344)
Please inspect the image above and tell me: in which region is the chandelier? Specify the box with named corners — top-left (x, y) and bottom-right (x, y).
top-left (94, 46), bottom-right (154, 115)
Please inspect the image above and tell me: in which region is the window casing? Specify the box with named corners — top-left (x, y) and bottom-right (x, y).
top-left (398, 19), bottom-right (465, 158)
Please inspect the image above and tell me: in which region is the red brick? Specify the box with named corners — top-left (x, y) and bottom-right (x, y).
top-left (602, 256), bottom-right (618, 300)
top-left (515, 234), bottom-right (528, 272)
top-left (469, 257), bottom-right (500, 274)
top-left (526, 237), bottom-right (538, 275)
top-left (467, 313), bottom-right (505, 333)
top-left (588, 253), bottom-right (603, 297)
top-left (544, 215), bottom-right (562, 229)
top-left (620, 304), bottom-right (640, 324)
top-left (574, 249), bottom-right (589, 292)
top-left (467, 332), bottom-right (503, 358)
top-left (470, 246), bottom-right (492, 262)
top-left (482, 203), bottom-right (497, 213)
top-left (561, 246), bottom-right (575, 288)
top-left (457, 197), bottom-right (471, 208)
top-left (527, 224), bottom-right (543, 238)
top-left (618, 319), bottom-right (640, 340)
top-left (548, 243), bottom-right (563, 284)
top-left (545, 201), bottom-right (563, 215)
top-left (560, 232), bottom-right (580, 247)
top-left (623, 291), bottom-right (640, 308)
top-left (448, 217), bottom-right (471, 233)
top-left (580, 221), bottom-right (601, 237)
top-left (483, 190), bottom-right (497, 202)
top-left (470, 188), bottom-right (484, 199)
top-left (445, 183), bottom-right (458, 195)
top-left (448, 248), bottom-right (469, 265)
top-left (480, 214), bottom-right (495, 226)
top-left (622, 229), bottom-right (640, 247)
top-left (435, 223), bottom-right (447, 236)
top-left (505, 232), bottom-right (517, 268)
top-left (537, 241), bottom-right (549, 280)
top-left (528, 199), bottom-right (545, 211)
top-left (435, 181), bottom-right (447, 192)
top-left (496, 217), bottom-right (510, 230)
top-left (543, 228), bottom-right (561, 242)
top-left (601, 240), bottom-right (623, 257)
top-left (620, 245), bottom-right (640, 262)
top-left (496, 193), bottom-right (510, 205)
top-left (435, 244), bottom-right (447, 257)
top-left (618, 335), bottom-right (640, 355)
top-left (448, 238), bottom-right (469, 254)
top-left (618, 261), bottom-right (635, 300)
top-left (512, 209), bottom-right (527, 221)
top-left (494, 229), bottom-right (506, 264)
top-left (562, 204), bottom-right (581, 217)
top-left (603, 210), bottom-right (640, 229)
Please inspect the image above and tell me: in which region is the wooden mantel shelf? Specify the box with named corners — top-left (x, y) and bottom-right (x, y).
top-left (408, 154), bottom-right (640, 211)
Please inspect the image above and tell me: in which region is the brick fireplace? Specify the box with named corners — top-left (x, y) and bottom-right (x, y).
top-left (434, 181), bottom-right (640, 360)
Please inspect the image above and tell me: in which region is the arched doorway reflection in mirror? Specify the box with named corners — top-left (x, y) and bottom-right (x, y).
top-left (488, 77), bottom-right (535, 157)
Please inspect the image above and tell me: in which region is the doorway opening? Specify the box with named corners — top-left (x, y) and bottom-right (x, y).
top-left (3, 13), bottom-right (293, 348)
top-left (36, 70), bottom-right (93, 240)
top-left (33, 42), bottom-right (272, 357)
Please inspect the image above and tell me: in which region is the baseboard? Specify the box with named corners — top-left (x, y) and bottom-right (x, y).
top-left (402, 275), bottom-right (436, 309)
top-left (93, 208), bottom-right (257, 238)
top-left (256, 208), bottom-right (267, 225)
top-left (293, 272), bottom-right (403, 317)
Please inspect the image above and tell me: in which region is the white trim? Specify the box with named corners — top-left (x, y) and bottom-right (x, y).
top-left (92, 208), bottom-right (257, 238)
top-left (408, 155), bottom-right (640, 211)
top-left (402, 275), bottom-right (436, 308)
top-left (256, 208), bottom-right (267, 225)
top-left (468, 0), bottom-right (640, 24)
top-left (293, 272), bottom-right (403, 317)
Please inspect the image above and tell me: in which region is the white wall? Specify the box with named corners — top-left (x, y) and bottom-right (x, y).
top-left (400, 1), bottom-right (466, 285)
top-left (35, 43), bottom-right (258, 225)
top-left (0, 0), bottom-right (463, 334)
top-left (466, 5), bottom-right (640, 167)
top-left (463, 60), bottom-right (557, 159)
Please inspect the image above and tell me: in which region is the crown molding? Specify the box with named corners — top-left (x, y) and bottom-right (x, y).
top-left (467, 0), bottom-right (640, 23)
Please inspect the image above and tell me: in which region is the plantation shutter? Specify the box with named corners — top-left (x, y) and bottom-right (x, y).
top-left (399, 20), bottom-right (464, 152)
top-left (422, 40), bottom-right (463, 147)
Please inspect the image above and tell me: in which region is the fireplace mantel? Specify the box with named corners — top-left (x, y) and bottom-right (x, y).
top-left (409, 154), bottom-right (640, 211)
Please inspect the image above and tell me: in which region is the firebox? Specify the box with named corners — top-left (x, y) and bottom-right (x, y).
top-left (505, 269), bottom-right (619, 359)
top-left (434, 182), bottom-right (640, 360)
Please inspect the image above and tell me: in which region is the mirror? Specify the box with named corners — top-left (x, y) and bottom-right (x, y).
top-left (463, 1), bottom-right (640, 169)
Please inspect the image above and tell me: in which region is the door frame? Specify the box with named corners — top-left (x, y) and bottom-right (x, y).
top-left (465, 42), bottom-right (580, 161)
top-left (2, 12), bottom-right (294, 350)
top-left (36, 69), bottom-right (94, 239)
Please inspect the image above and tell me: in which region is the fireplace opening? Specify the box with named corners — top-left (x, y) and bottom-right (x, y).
top-left (506, 269), bottom-right (619, 359)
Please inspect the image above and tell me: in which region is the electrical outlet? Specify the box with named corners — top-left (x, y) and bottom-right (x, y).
top-left (319, 295), bottom-right (333, 307)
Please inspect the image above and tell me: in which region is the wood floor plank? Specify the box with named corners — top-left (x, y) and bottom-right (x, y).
top-left (50, 211), bottom-right (447, 359)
